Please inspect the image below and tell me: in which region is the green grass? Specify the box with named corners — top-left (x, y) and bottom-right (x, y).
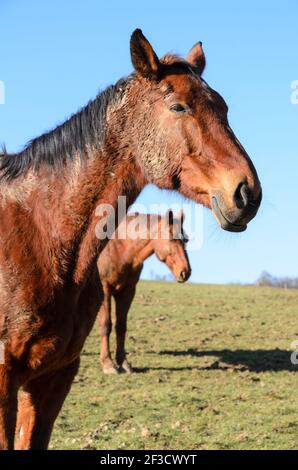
top-left (50, 281), bottom-right (298, 450)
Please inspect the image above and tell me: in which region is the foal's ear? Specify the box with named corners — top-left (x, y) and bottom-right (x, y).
top-left (186, 41), bottom-right (206, 75)
top-left (130, 29), bottom-right (161, 79)
top-left (165, 209), bottom-right (174, 225)
top-left (176, 209), bottom-right (185, 224)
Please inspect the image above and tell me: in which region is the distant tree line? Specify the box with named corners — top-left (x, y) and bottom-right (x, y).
top-left (150, 270), bottom-right (174, 282)
top-left (257, 271), bottom-right (298, 289)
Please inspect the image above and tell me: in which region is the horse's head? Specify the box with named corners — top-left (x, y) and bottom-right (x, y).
top-left (130, 29), bottom-right (262, 232)
top-left (153, 210), bottom-right (191, 283)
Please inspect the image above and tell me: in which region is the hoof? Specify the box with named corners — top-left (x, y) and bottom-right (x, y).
top-left (102, 363), bottom-right (119, 375)
top-left (119, 360), bottom-right (133, 374)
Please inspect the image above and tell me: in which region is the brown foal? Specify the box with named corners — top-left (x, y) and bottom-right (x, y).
top-left (0, 29), bottom-right (261, 449)
top-left (98, 211), bottom-right (191, 374)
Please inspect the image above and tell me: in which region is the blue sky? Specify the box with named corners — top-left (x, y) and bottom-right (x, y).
top-left (0, 0), bottom-right (297, 283)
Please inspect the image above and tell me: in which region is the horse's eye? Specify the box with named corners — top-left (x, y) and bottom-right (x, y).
top-left (170, 103), bottom-right (187, 113)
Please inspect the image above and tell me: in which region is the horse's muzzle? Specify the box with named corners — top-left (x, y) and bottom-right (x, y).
top-left (211, 185), bottom-right (262, 233)
top-left (176, 269), bottom-right (191, 283)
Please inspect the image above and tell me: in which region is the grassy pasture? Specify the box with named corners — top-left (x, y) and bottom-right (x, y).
top-left (50, 281), bottom-right (298, 450)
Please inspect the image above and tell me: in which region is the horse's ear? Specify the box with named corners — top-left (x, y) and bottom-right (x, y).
top-left (186, 42), bottom-right (206, 75)
top-left (176, 210), bottom-right (185, 224)
top-left (165, 209), bottom-right (174, 225)
top-left (130, 29), bottom-right (161, 79)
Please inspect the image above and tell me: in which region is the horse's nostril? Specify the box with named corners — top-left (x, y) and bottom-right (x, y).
top-left (234, 182), bottom-right (250, 209)
top-left (177, 270), bottom-right (187, 282)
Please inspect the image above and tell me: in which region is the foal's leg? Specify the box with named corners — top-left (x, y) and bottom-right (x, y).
top-left (15, 358), bottom-right (80, 450)
top-left (0, 364), bottom-right (19, 450)
top-left (98, 289), bottom-right (118, 374)
top-left (115, 287), bottom-right (136, 373)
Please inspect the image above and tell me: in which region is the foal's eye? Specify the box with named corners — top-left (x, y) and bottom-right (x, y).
top-left (170, 103), bottom-right (187, 113)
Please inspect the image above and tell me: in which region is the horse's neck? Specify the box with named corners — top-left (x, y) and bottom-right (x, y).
top-left (68, 155), bottom-right (146, 284)
top-left (1, 82), bottom-right (147, 289)
top-left (131, 218), bottom-right (160, 267)
top-left (23, 149), bottom-right (145, 287)
top-left (132, 238), bottom-right (155, 268)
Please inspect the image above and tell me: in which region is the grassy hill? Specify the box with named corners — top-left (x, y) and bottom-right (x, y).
top-left (50, 281), bottom-right (298, 450)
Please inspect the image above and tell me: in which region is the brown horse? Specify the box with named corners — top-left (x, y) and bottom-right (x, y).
top-left (0, 29), bottom-right (261, 449)
top-left (98, 210), bottom-right (190, 374)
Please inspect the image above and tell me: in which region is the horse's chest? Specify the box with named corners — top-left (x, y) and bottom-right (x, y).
top-left (16, 278), bottom-right (103, 376)
top-left (112, 265), bottom-right (142, 292)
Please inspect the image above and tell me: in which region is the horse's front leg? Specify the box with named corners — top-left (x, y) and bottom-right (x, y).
top-left (0, 362), bottom-right (19, 450)
top-left (98, 287), bottom-right (118, 374)
top-left (15, 358), bottom-right (80, 450)
top-left (115, 286), bottom-right (136, 373)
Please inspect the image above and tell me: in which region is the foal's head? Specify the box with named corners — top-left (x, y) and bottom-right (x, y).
top-left (153, 210), bottom-right (191, 283)
top-left (129, 29), bottom-right (262, 232)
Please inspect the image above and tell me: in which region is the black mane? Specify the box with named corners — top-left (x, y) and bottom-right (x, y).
top-left (0, 76), bottom-right (131, 180)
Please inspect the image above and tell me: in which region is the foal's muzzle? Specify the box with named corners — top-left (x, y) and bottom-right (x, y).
top-left (176, 269), bottom-right (191, 283)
